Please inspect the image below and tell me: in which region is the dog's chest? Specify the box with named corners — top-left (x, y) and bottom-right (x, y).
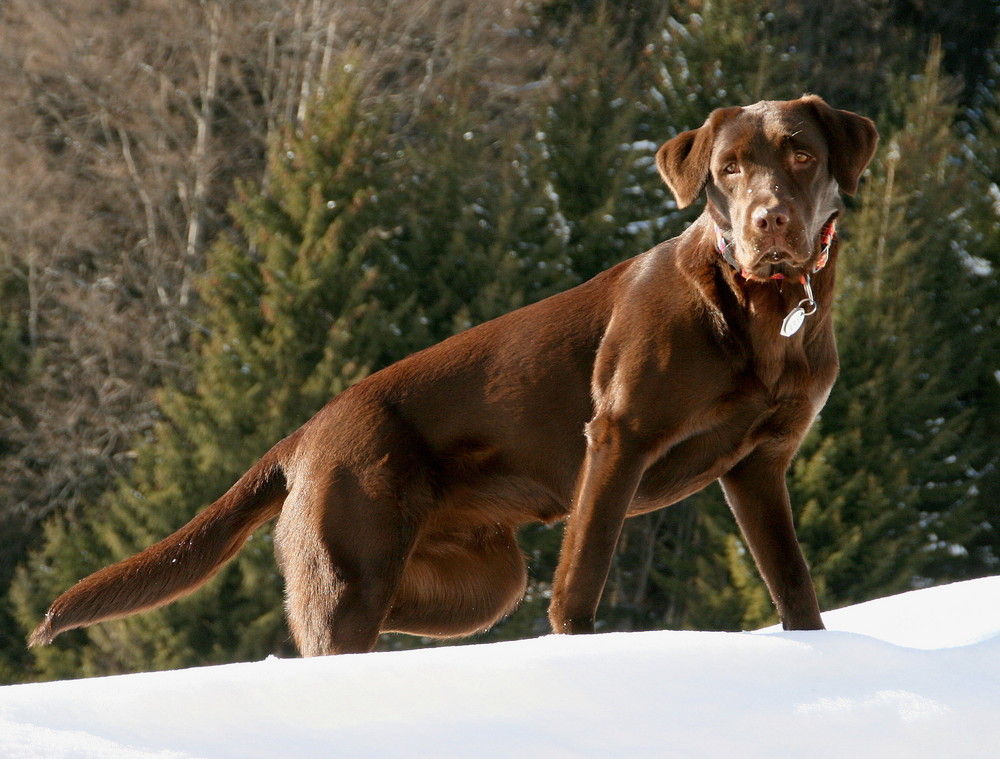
top-left (738, 339), bottom-right (829, 443)
top-left (630, 358), bottom-right (820, 512)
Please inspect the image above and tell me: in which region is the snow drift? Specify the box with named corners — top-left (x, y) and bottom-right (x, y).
top-left (2, 576), bottom-right (999, 758)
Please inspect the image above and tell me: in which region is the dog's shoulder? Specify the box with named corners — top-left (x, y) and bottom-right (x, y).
top-left (607, 220), bottom-right (725, 330)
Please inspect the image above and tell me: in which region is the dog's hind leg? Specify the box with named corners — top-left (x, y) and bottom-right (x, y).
top-left (274, 465), bottom-right (419, 656)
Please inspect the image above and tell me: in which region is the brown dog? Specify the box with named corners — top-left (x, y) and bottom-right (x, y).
top-left (31, 96), bottom-right (877, 657)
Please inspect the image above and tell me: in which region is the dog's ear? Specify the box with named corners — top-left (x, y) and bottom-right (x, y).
top-left (802, 95), bottom-right (879, 196)
top-left (656, 107), bottom-right (742, 208)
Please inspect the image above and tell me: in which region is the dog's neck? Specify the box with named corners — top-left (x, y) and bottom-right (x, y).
top-left (671, 216), bottom-right (839, 360)
top-left (710, 218), bottom-right (837, 338)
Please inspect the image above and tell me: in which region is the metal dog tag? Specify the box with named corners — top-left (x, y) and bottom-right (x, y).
top-left (780, 276), bottom-right (817, 338)
top-left (780, 307), bottom-right (807, 337)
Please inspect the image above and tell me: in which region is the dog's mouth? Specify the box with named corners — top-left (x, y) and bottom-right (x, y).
top-left (744, 246), bottom-right (806, 281)
top-left (759, 259), bottom-right (794, 280)
top-left (719, 222), bottom-right (829, 282)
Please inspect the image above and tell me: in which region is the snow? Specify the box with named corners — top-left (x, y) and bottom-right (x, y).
top-left (2, 577), bottom-right (1000, 759)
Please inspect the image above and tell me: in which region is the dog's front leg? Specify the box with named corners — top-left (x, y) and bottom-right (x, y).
top-left (549, 414), bottom-right (646, 635)
top-left (720, 448), bottom-right (824, 630)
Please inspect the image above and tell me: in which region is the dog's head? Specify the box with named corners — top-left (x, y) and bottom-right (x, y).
top-left (656, 96), bottom-right (878, 281)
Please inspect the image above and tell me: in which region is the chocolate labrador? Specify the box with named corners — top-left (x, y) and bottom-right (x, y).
top-left (31, 96), bottom-right (878, 656)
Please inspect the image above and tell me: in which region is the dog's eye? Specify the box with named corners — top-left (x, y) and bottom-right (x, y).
top-left (722, 162), bottom-right (740, 175)
top-left (793, 151), bottom-right (813, 165)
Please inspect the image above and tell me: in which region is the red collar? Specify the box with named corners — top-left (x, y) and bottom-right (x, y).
top-left (714, 219), bottom-right (836, 283)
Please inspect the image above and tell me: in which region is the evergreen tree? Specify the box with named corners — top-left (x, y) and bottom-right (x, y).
top-left (483, 8), bottom-right (670, 637)
top-left (946, 69), bottom-right (1000, 580)
top-left (535, 9), bottom-right (662, 281)
top-left (793, 49), bottom-right (1000, 609)
top-left (600, 10), bottom-right (1000, 634)
top-left (16, 77), bottom-right (405, 676)
top-left (499, 0), bottom-right (808, 635)
top-left (15, 67), bottom-right (576, 675)
top-left (596, 0), bottom-right (810, 632)
top-left (0, 262), bottom-right (34, 680)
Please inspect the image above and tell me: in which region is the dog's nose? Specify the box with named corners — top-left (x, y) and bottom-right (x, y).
top-left (752, 205), bottom-right (789, 230)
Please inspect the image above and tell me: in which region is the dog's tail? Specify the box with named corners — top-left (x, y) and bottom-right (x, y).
top-left (28, 432), bottom-right (300, 648)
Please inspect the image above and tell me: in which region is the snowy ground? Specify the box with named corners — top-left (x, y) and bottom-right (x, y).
top-left (2, 576), bottom-right (999, 759)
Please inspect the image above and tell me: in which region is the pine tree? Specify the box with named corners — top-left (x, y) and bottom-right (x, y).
top-left (943, 69), bottom-right (1000, 580)
top-left (15, 76), bottom-right (405, 675)
top-left (593, 0), bottom-right (809, 632)
top-left (601, 11), bottom-right (1000, 634)
top-left (15, 64), bottom-right (579, 674)
top-left (0, 263), bottom-right (35, 681)
top-left (535, 12), bottom-right (659, 281)
top-left (793, 47), bottom-right (1000, 609)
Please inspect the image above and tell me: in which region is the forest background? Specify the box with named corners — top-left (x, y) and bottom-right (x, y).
top-left (1, 0), bottom-right (999, 683)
